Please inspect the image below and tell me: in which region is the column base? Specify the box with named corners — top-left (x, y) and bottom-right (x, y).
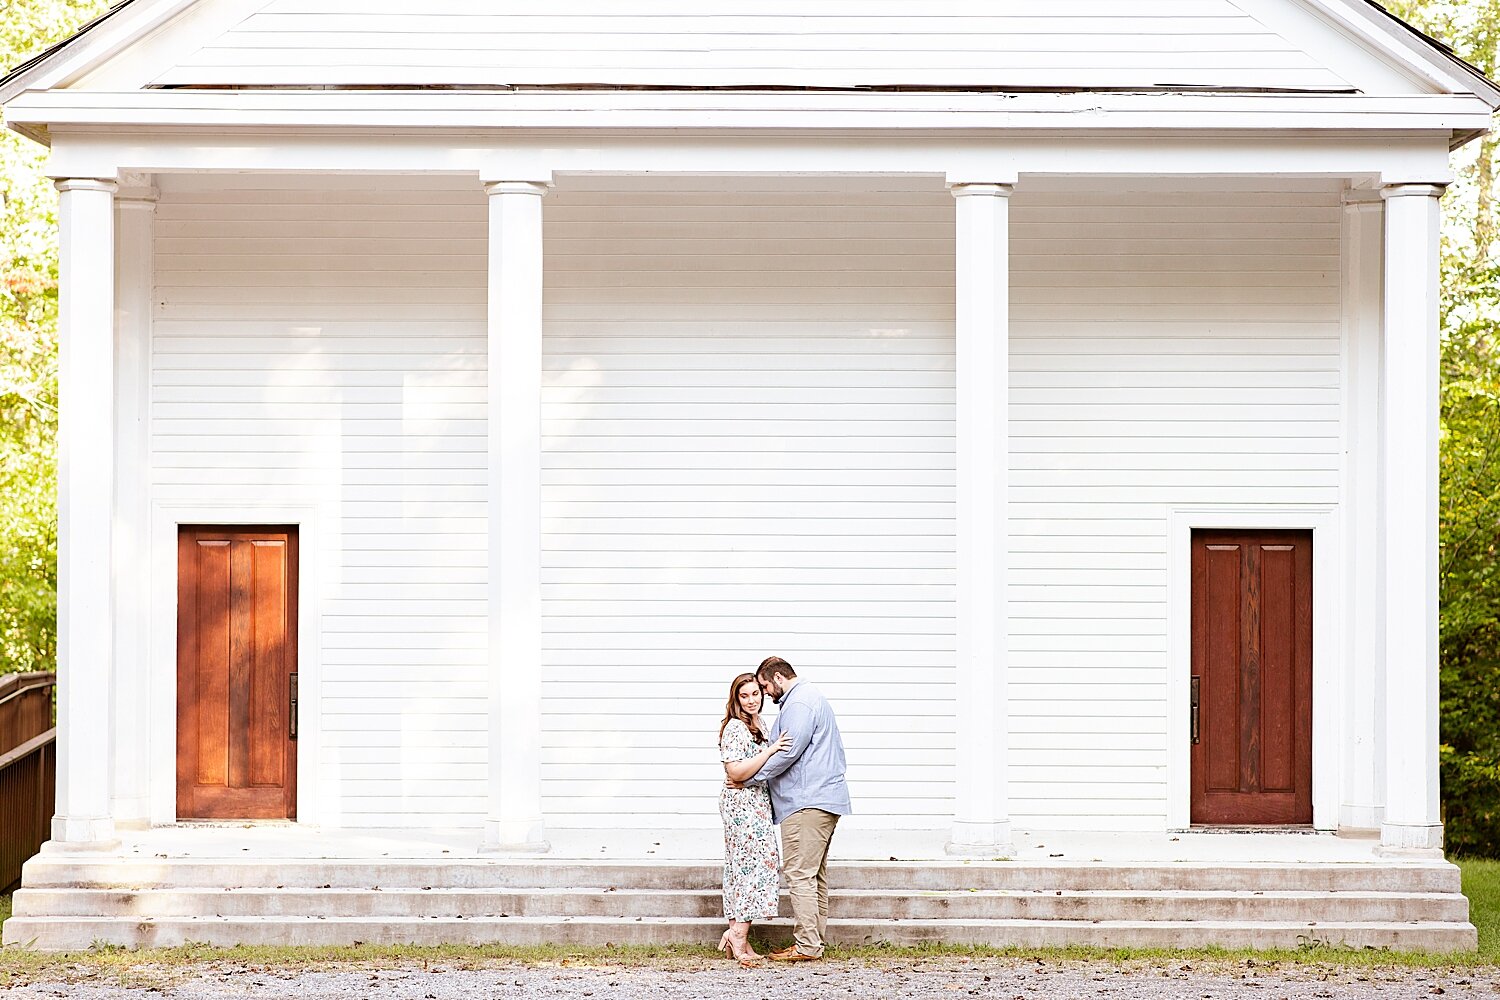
top-left (481, 817), bottom-right (550, 854)
top-left (1379, 821), bottom-right (1443, 854)
top-left (946, 820), bottom-right (1014, 858)
top-left (1338, 803), bottom-right (1383, 832)
top-left (46, 815), bottom-right (119, 851)
top-left (111, 796), bottom-right (151, 827)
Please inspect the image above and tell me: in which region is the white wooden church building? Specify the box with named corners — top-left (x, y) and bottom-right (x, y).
top-left (4, 0), bottom-right (1499, 905)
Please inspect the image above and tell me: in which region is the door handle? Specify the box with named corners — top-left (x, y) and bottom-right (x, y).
top-left (1190, 675), bottom-right (1200, 745)
top-left (289, 672), bottom-right (299, 741)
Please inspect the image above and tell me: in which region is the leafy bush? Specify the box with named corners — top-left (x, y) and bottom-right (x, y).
top-left (1443, 744), bottom-right (1500, 856)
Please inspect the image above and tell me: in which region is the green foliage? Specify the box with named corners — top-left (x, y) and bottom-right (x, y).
top-left (0, 0), bottom-right (107, 674)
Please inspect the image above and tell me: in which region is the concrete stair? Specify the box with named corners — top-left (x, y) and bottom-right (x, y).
top-left (2, 857), bottom-right (1476, 952)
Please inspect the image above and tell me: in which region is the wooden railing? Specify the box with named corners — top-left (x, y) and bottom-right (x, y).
top-left (0, 671), bottom-right (55, 894)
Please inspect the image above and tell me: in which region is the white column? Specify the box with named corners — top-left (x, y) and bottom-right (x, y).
top-left (1340, 192), bottom-right (1384, 831)
top-left (52, 177), bottom-right (119, 848)
top-left (482, 177), bottom-right (550, 852)
top-left (110, 177), bottom-right (156, 826)
top-left (948, 181), bottom-right (1014, 856)
top-left (1379, 182), bottom-right (1445, 852)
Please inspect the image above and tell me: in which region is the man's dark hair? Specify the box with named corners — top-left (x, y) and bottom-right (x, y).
top-left (757, 655), bottom-right (796, 681)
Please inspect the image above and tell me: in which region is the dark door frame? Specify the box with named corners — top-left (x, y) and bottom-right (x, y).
top-left (1188, 528), bottom-right (1312, 825)
top-left (1166, 509), bottom-right (1335, 831)
top-left (175, 524), bottom-right (300, 821)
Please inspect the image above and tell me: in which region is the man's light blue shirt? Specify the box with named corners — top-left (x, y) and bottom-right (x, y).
top-left (757, 678), bottom-right (853, 825)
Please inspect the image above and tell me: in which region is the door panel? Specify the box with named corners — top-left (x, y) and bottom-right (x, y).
top-left (1190, 529), bottom-right (1311, 825)
top-left (177, 527), bottom-right (298, 819)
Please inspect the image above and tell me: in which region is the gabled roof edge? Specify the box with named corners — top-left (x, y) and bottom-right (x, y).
top-left (1341, 0), bottom-right (1500, 108)
top-left (0, 0), bottom-right (198, 107)
top-left (3, 0), bottom-right (1498, 117)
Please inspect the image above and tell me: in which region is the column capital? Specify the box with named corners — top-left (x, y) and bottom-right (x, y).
top-left (1380, 182), bottom-right (1448, 200)
top-left (54, 177), bottom-right (117, 195)
top-left (948, 181), bottom-right (1015, 199)
top-left (483, 179), bottom-right (552, 198)
top-left (115, 172), bottom-right (158, 207)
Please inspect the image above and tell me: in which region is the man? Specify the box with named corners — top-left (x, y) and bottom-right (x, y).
top-left (753, 655), bottom-right (852, 962)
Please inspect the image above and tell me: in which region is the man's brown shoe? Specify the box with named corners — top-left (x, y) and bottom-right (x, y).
top-left (767, 949), bottom-right (821, 962)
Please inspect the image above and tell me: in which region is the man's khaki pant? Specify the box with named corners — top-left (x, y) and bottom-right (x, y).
top-left (780, 808), bottom-right (840, 957)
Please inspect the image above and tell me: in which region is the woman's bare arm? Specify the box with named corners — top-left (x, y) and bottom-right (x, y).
top-left (724, 732), bottom-right (793, 783)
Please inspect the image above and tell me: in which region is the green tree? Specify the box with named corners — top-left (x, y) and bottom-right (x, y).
top-left (0, 0), bottom-right (107, 673)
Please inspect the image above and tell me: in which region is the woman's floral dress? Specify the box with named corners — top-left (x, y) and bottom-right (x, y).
top-left (718, 718), bottom-right (781, 921)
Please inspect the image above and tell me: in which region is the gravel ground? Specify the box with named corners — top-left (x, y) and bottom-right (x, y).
top-left (1, 958), bottom-right (1496, 999)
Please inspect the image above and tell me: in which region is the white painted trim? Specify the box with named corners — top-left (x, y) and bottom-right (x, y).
top-left (1338, 192), bottom-right (1385, 832)
top-left (1309, 0), bottom-right (1500, 105)
top-left (110, 181), bottom-right (156, 826)
top-left (11, 89), bottom-right (1491, 115)
top-left (35, 131), bottom-right (1458, 189)
top-left (7, 90), bottom-right (1494, 142)
top-left (148, 501), bottom-right (323, 827)
top-left (1165, 505), bottom-right (1342, 832)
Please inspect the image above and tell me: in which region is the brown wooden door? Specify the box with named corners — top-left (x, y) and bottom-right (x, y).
top-left (1190, 529), bottom-right (1312, 825)
top-left (177, 526), bottom-right (298, 819)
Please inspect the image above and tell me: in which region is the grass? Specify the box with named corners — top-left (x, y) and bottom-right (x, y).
top-left (1, 860), bottom-right (1498, 982)
top-left (1461, 856), bottom-right (1500, 956)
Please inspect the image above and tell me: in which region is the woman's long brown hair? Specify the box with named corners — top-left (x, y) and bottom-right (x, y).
top-left (719, 672), bottom-right (767, 743)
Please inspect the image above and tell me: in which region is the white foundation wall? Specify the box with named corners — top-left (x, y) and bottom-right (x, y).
top-left (151, 173), bottom-right (1341, 831)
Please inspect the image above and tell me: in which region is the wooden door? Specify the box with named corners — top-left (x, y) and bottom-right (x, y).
top-left (1190, 529), bottom-right (1312, 825)
top-left (177, 526), bottom-right (298, 819)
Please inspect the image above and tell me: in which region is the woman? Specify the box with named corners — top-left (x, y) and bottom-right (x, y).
top-left (717, 671), bottom-right (791, 967)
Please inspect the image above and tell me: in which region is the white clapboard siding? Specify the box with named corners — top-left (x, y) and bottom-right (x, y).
top-left (152, 173), bottom-right (491, 829)
top-left (152, 0), bottom-right (1350, 90)
top-left (541, 176), bottom-right (957, 830)
top-left (1005, 176), bottom-right (1341, 830)
top-left (152, 171), bottom-right (1339, 832)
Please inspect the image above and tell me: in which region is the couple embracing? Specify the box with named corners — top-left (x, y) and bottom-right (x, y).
top-left (716, 655), bottom-right (851, 967)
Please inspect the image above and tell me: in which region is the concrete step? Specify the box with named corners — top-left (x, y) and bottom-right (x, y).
top-left (9, 886), bottom-right (1472, 924)
top-left (9, 856), bottom-right (1472, 952)
top-left (15, 858), bottom-right (1464, 894)
top-left (1, 914), bottom-right (1478, 952)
